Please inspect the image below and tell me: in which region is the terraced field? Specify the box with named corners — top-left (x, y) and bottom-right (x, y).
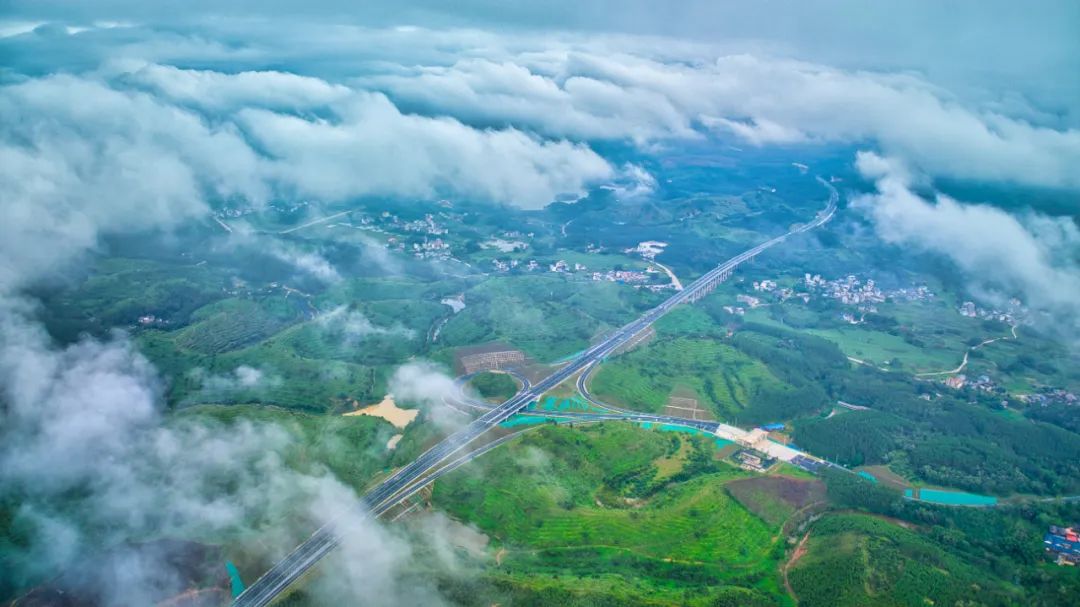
top-left (175, 298), bottom-right (297, 354)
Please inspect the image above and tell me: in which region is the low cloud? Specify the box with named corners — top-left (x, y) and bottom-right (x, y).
top-left (853, 151), bottom-right (1080, 340)
top-left (122, 61), bottom-right (354, 111)
top-left (0, 74), bottom-right (256, 291)
top-left (318, 305), bottom-right (415, 342)
top-left (389, 361), bottom-right (468, 432)
top-left (267, 240), bottom-right (342, 283)
top-left (0, 300), bottom-right (452, 603)
top-left (188, 364), bottom-right (282, 401)
top-left (0, 67), bottom-right (616, 286)
top-left (237, 91), bottom-right (612, 208)
top-left (367, 52), bottom-right (1080, 191)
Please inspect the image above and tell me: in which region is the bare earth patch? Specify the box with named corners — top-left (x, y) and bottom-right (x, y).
top-left (661, 391), bottom-right (715, 421)
top-left (726, 476), bottom-right (827, 527)
top-left (783, 531), bottom-right (811, 603)
top-left (344, 394), bottom-right (419, 429)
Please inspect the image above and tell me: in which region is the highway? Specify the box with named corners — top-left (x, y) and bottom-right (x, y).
top-left (232, 182), bottom-right (837, 607)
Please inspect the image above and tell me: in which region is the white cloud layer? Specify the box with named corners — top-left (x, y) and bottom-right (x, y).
top-left (853, 151), bottom-right (1080, 339)
top-left (0, 299), bottom-right (455, 603)
top-left (365, 52), bottom-right (1080, 190)
top-left (0, 67), bottom-right (614, 293)
top-left (389, 361), bottom-right (468, 432)
top-left (238, 91), bottom-right (611, 206)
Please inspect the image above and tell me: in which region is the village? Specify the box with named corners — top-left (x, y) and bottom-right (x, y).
top-left (720, 273), bottom-right (936, 318)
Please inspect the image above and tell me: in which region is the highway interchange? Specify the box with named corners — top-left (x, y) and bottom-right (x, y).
top-left (232, 183), bottom-right (838, 607)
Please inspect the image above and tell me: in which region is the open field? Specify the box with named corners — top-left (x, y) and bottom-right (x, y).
top-left (745, 307), bottom-right (957, 372)
top-left (661, 391), bottom-right (714, 421)
top-left (343, 394), bottom-right (418, 429)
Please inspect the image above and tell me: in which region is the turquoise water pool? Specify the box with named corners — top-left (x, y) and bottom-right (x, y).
top-left (905, 487), bottom-right (997, 506)
top-left (499, 415), bottom-right (554, 428)
top-left (658, 423), bottom-right (701, 435)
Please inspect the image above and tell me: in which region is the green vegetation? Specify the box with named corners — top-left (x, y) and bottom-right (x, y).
top-left (20, 154), bottom-right (1080, 606)
top-left (433, 423), bottom-right (790, 604)
top-left (36, 256), bottom-right (230, 342)
top-left (438, 276), bottom-right (654, 362)
top-left (588, 307), bottom-right (813, 424)
top-left (179, 405), bottom-right (396, 491)
top-left (793, 366), bottom-right (1080, 495)
top-left (139, 329), bottom-right (386, 413)
top-left (814, 469), bottom-right (1080, 605)
top-left (789, 513), bottom-right (1019, 607)
top-left (468, 372), bottom-right (519, 402)
top-left (590, 336), bottom-right (787, 420)
top-left (175, 297), bottom-right (298, 354)
top-left (795, 410), bottom-right (908, 466)
top-left (591, 301), bottom-right (1080, 498)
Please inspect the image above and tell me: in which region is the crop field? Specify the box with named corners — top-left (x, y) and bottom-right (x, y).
top-left (432, 424), bottom-right (790, 602)
top-left (805, 326), bottom-right (955, 371)
top-left (438, 570), bottom-right (782, 607)
top-left (738, 293), bottom-right (1043, 376)
top-left (651, 304), bottom-right (730, 338)
top-left (174, 297), bottom-right (298, 354)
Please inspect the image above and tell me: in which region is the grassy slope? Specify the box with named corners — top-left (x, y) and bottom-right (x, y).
top-left (432, 423), bottom-right (789, 605)
top-left (467, 372), bottom-right (520, 402)
top-left (588, 307), bottom-right (789, 418)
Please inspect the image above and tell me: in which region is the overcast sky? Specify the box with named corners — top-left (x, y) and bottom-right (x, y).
top-left (5, 0), bottom-right (1078, 122)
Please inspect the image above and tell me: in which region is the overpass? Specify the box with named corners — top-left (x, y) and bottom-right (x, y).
top-left (232, 182), bottom-right (838, 607)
